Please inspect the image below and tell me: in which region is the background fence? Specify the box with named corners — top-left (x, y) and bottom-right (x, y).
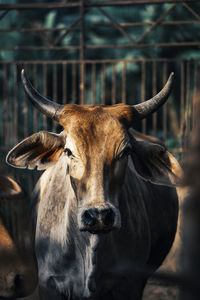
top-left (0, 0), bottom-right (200, 194)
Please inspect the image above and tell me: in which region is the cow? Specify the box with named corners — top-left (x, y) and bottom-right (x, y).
top-left (179, 106), bottom-right (200, 300)
top-left (6, 69), bottom-right (179, 300)
top-left (0, 175), bottom-right (38, 299)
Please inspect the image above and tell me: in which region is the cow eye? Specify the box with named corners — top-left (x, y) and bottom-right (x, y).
top-left (64, 148), bottom-right (73, 157)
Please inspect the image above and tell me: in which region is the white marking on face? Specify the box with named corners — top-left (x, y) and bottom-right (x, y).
top-left (65, 135), bottom-right (78, 157)
top-left (64, 135), bottom-right (85, 180)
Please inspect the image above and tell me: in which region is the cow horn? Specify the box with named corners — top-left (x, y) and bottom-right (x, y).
top-left (132, 72), bottom-right (174, 119)
top-left (21, 69), bottom-right (63, 121)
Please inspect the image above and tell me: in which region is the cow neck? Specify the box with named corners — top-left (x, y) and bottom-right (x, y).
top-left (36, 156), bottom-right (100, 297)
top-left (66, 172), bottom-right (100, 297)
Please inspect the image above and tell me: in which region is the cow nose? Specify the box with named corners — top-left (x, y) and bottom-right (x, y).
top-left (82, 209), bottom-right (98, 227)
top-left (14, 274), bottom-right (25, 297)
top-left (81, 208), bottom-right (115, 232)
top-left (101, 208), bottom-right (115, 227)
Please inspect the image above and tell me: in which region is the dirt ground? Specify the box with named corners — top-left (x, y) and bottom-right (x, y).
top-left (143, 279), bottom-right (179, 300)
top-left (18, 287), bottom-right (39, 300)
top-left (19, 283), bottom-right (179, 300)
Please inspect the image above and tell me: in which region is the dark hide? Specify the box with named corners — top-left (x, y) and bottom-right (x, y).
top-left (7, 131), bottom-right (179, 300)
top-left (0, 176), bottom-right (38, 298)
top-left (129, 137), bottom-right (180, 186)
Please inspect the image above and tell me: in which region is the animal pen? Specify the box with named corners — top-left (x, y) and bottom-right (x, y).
top-left (0, 0), bottom-right (200, 299)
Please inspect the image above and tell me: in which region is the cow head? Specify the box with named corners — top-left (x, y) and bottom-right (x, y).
top-left (6, 70), bottom-right (174, 233)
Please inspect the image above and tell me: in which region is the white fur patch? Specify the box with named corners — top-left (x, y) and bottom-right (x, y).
top-left (64, 135), bottom-right (85, 180)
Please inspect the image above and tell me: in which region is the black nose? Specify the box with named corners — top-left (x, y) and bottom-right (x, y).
top-left (81, 208), bottom-right (115, 230)
top-left (82, 208), bottom-right (98, 227)
top-left (14, 274), bottom-right (25, 296)
top-left (101, 208), bottom-right (115, 227)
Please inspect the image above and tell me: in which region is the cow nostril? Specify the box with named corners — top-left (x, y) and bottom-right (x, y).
top-left (82, 209), bottom-right (98, 227)
top-left (102, 209), bottom-right (115, 226)
top-left (14, 274), bottom-right (25, 292)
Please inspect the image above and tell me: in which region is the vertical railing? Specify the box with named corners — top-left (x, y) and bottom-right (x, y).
top-left (152, 61), bottom-right (157, 137)
top-left (62, 62), bottom-right (67, 104)
top-left (0, 58), bottom-right (198, 194)
top-left (141, 61), bottom-right (146, 134)
top-left (80, 0), bottom-right (85, 105)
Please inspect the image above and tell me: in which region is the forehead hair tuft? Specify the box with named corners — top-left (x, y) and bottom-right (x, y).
top-left (59, 103), bottom-right (134, 129)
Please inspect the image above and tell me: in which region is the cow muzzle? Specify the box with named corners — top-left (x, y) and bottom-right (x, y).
top-left (78, 206), bottom-right (121, 233)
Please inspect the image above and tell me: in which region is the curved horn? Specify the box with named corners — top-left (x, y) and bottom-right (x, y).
top-left (133, 72), bottom-right (174, 119)
top-left (21, 69), bottom-right (63, 121)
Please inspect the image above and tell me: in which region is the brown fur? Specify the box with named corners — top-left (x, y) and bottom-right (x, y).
top-left (0, 176), bottom-right (38, 298)
top-left (0, 218), bottom-right (15, 250)
top-left (59, 103), bottom-right (135, 129)
top-left (60, 105), bottom-right (128, 165)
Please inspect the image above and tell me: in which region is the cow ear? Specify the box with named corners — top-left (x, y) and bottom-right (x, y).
top-left (129, 139), bottom-right (181, 186)
top-left (6, 131), bottom-right (65, 170)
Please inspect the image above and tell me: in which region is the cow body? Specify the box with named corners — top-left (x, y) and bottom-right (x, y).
top-left (33, 151), bottom-right (178, 300)
top-left (7, 70), bottom-right (179, 299)
top-left (0, 175), bottom-right (38, 299)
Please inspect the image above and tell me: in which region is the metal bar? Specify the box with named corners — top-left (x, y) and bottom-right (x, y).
top-left (0, 27), bottom-right (80, 33)
top-left (0, 46), bottom-right (80, 51)
top-left (101, 63), bottom-right (106, 105)
top-left (23, 64), bottom-right (28, 138)
top-left (122, 62), bottom-right (126, 104)
top-left (0, 1), bottom-right (198, 10)
top-left (62, 63), bottom-right (67, 104)
top-left (0, 3), bottom-right (81, 10)
top-left (0, 65), bottom-right (3, 141)
top-left (82, 0), bottom-right (200, 5)
top-left (0, 21), bottom-right (197, 33)
top-left (86, 42), bottom-right (200, 50)
top-left (80, 0), bottom-right (85, 105)
top-left (141, 61), bottom-right (146, 134)
top-left (188, 61), bottom-right (192, 137)
top-left (112, 64), bottom-right (117, 105)
top-left (2, 58), bottom-right (200, 64)
top-left (13, 64), bottom-right (18, 145)
top-left (163, 63), bottom-right (167, 142)
top-left (95, 20), bottom-right (200, 27)
top-left (97, 7), bottom-right (136, 44)
top-left (2, 42), bottom-right (200, 52)
top-left (180, 61), bottom-right (185, 150)
top-left (192, 61), bottom-right (198, 128)
top-left (53, 14), bottom-right (85, 46)
top-left (53, 64), bottom-right (57, 132)
top-left (182, 2), bottom-right (200, 22)
top-left (72, 63), bottom-right (77, 104)
top-left (136, 4), bottom-right (176, 44)
top-left (80, 62), bottom-right (85, 105)
top-left (43, 63), bottom-right (48, 131)
top-left (33, 64), bottom-right (38, 132)
top-left (92, 63), bottom-right (96, 105)
top-left (184, 61), bottom-right (191, 150)
top-left (0, 10), bottom-right (9, 21)
top-left (4, 64), bottom-right (9, 148)
top-left (152, 61), bottom-right (157, 136)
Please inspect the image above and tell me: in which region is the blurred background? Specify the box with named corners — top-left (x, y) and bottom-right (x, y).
top-left (0, 0), bottom-right (199, 193)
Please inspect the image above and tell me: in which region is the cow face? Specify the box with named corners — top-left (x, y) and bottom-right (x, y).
top-left (7, 107), bottom-right (131, 233)
top-left (61, 106), bottom-right (131, 232)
